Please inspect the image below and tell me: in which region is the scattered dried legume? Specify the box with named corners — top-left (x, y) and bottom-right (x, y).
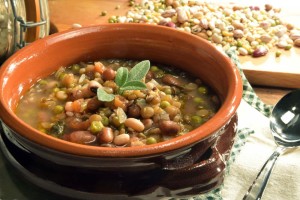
top-left (101, 11), bottom-right (107, 16)
top-left (108, 0), bottom-right (300, 57)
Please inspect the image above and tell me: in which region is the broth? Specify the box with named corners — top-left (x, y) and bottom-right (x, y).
top-left (16, 59), bottom-right (220, 147)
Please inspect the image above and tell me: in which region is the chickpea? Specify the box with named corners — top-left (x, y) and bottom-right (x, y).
top-left (141, 106), bottom-right (155, 119)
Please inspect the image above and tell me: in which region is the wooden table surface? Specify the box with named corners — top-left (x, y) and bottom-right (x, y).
top-left (48, 0), bottom-right (295, 105)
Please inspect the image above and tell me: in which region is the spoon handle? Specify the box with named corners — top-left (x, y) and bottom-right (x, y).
top-left (243, 146), bottom-right (285, 200)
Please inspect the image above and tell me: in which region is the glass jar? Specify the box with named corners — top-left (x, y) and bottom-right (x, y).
top-left (0, 0), bottom-right (49, 64)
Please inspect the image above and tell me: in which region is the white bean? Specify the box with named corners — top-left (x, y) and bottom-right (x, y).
top-left (211, 33), bottom-right (223, 44)
top-left (238, 47), bottom-right (248, 56)
top-left (113, 134), bottom-right (130, 146)
top-left (65, 101), bottom-right (73, 112)
top-left (56, 91), bottom-right (68, 100)
top-left (124, 118), bottom-right (145, 132)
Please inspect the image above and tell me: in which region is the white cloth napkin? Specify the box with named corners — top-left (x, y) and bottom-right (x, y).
top-left (221, 100), bottom-right (300, 200)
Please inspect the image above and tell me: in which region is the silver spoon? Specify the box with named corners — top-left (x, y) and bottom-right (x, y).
top-left (243, 89), bottom-right (300, 200)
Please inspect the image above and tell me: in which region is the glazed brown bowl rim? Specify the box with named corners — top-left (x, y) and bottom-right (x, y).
top-left (0, 23), bottom-right (242, 157)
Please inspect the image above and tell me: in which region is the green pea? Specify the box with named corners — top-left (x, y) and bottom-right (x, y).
top-left (58, 72), bottom-right (66, 80)
top-left (163, 87), bottom-right (172, 95)
top-left (108, 18), bottom-right (115, 23)
top-left (111, 116), bottom-right (121, 127)
top-left (38, 80), bottom-right (48, 85)
top-left (90, 121), bottom-right (104, 133)
top-left (275, 51), bottom-right (281, 57)
top-left (193, 97), bottom-right (204, 104)
top-left (71, 64), bottom-right (80, 73)
top-left (237, 41), bottom-right (243, 47)
top-left (101, 116), bottom-right (109, 126)
top-left (53, 105), bottom-right (64, 114)
top-left (198, 86), bottom-right (208, 94)
top-left (52, 87), bottom-right (59, 93)
top-left (146, 137), bottom-right (157, 145)
top-left (150, 65), bottom-right (159, 72)
top-left (160, 101), bottom-right (170, 109)
top-left (191, 115), bottom-right (203, 125)
top-left (101, 11), bottom-right (107, 16)
top-left (285, 45), bottom-right (292, 50)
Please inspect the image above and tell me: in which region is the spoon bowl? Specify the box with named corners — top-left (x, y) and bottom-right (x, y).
top-left (243, 89), bottom-right (300, 200)
top-left (270, 90), bottom-right (300, 147)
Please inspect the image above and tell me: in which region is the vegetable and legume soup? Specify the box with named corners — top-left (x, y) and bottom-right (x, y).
top-left (16, 59), bottom-right (220, 147)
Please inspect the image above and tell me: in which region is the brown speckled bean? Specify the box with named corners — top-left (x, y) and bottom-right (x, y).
top-left (67, 131), bottom-right (96, 144)
top-left (294, 39), bottom-right (300, 47)
top-left (98, 127), bottom-right (114, 143)
top-left (252, 46), bottom-right (268, 57)
top-left (159, 120), bottom-right (180, 135)
top-left (142, 119), bottom-right (153, 130)
top-left (290, 33), bottom-right (300, 41)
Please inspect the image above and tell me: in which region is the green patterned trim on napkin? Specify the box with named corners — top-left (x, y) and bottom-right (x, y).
top-left (184, 50), bottom-right (273, 200)
top-left (226, 50), bottom-right (273, 117)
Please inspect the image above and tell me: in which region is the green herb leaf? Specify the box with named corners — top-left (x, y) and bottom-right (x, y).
top-left (115, 67), bottom-right (128, 87)
top-left (116, 107), bottom-right (127, 123)
top-left (120, 81), bottom-right (147, 92)
top-left (97, 88), bottom-right (115, 102)
top-left (49, 121), bottom-right (65, 135)
top-left (128, 60), bottom-right (150, 82)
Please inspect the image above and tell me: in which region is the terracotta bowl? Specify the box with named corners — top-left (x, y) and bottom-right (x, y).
top-left (0, 24), bottom-right (242, 199)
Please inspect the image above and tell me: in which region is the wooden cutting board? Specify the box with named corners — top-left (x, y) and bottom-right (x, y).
top-left (48, 0), bottom-right (300, 89)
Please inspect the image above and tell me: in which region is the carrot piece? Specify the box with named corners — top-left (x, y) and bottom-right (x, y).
top-left (94, 62), bottom-right (105, 74)
top-left (114, 95), bottom-right (126, 110)
top-left (72, 100), bottom-right (82, 113)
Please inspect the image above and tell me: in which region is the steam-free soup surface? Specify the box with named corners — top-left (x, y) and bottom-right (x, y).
top-left (16, 59), bottom-right (220, 147)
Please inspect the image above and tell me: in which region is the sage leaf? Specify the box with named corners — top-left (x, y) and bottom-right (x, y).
top-left (97, 88), bottom-right (115, 102)
top-left (128, 60), bottom-right (150, 82)
top-left (115, 67), bottom-right (128, 87)
top-left (119, 81), bottom-right (147, 92)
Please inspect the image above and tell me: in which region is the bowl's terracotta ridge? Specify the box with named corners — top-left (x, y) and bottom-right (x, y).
top-left (0, 24), bottom-right (242, 157)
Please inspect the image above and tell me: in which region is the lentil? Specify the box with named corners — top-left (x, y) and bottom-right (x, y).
top-left (16, 59), bottom-right (219, 147)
